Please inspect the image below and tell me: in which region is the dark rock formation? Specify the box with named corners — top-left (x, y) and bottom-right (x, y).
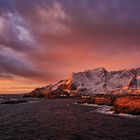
top-left (112, 95), bottom-right (140, 115)
top-left (77, 94), bottom-right (140, 115)
top-left (77, 94), bottom-right (116, 106)
top-left (1, 99), bottom-right (27, 104)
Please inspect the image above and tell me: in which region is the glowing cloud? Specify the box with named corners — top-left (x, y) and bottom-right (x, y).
top-left (0, 0), bottom-right (140, 93)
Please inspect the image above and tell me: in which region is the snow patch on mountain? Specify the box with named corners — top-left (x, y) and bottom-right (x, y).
top-left (29, 67), bottom-right (140, 97)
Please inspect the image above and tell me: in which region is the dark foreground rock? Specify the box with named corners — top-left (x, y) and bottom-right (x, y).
top-left (78, 94), bottom-right (116, 106)
top-left (77, 94), bottom-right (140, 115)
top-left (1, 99), bottom-right (27, 104)
top-left (94, 94), bottom-right (116, 106)
top-left (112, 95), bottom-right (140, 115)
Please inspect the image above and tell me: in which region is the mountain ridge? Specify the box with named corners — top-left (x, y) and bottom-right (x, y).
top-left (26, 67), bottom-right (140, 98)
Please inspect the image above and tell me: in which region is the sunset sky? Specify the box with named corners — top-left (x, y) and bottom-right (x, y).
top-left (0, 0), bottom-right (140, 93)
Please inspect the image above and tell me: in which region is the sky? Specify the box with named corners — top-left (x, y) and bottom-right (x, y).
top-left (0, 0), bottom-right (140, 93)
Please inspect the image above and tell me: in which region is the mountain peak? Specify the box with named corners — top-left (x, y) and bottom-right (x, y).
top-left (28, 67), bottom-right (140, 98)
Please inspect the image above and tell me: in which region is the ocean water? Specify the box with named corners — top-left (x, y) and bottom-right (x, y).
top-left (0, 95), bottom-right (140, 140)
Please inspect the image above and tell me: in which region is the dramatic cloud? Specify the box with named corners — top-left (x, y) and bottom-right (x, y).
top-left (0, 0), bottom-right (140, 93)
top-left (0, 47), bottom-right (37, 77)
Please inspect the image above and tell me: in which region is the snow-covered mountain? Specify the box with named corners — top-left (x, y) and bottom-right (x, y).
top-left (28, 67), bottom-right (140, 97)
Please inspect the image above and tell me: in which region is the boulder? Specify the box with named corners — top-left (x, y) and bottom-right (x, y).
top-left (94, 96), bottom-right (115, 106)
top-left (113, 95), bottom-right (140, 115)
top-left (77, 94), bottom-right (116, 106)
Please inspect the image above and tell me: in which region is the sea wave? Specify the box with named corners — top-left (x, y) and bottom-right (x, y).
top-left (76, 103), bottom-right (140, 118)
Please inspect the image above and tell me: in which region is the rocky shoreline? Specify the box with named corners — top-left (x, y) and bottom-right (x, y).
top-left (77, 94), bottom-right (140, 115)
top-left (113, 95), bottom-right (140, 115)
top-left (23, 91), bottom-right (140, 115)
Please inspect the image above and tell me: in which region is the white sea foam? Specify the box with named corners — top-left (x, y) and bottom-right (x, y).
top-left (95, 105), bottom-right (114, 115)
top-left (77, 103), bottom-right (140, 118)
top-left (28, 101), bottom-right (39, 104)
top-left (75, 102), bottom-right (99, 107)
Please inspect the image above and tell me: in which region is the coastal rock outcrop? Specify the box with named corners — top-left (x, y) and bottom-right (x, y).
top-left (113, 95), bottom-right (140, 115)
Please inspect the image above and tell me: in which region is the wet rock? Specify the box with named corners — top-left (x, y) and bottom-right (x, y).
top-left (94, 94), bottom-right (116, 106)
top-left (77, 98), bottom-right (94, 104)
top-left (113, 95), bottom-right (140, 115)
top-left (1, 99), bottom-right (27, 104)
top-left (94, 97), bottom-right (112, 106)
top-left (77, 94), bottom-right (116, 106)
